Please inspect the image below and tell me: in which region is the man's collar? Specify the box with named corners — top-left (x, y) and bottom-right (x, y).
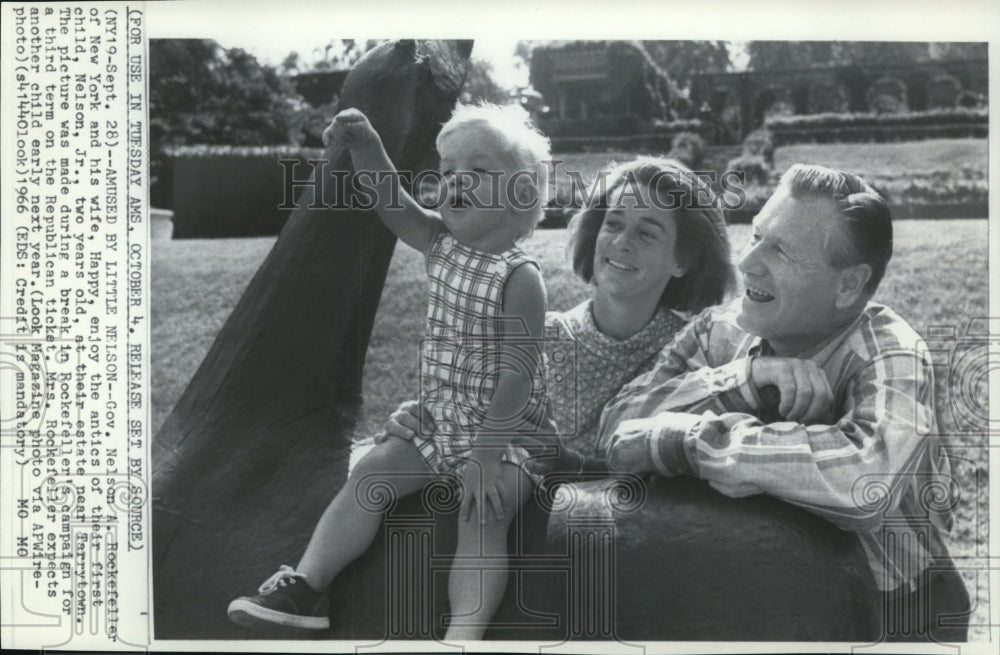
top-left (749, 307), bottom-right (868, 365)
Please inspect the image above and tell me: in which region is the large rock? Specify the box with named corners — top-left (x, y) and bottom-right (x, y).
top-left (323, 475), bottom-right (881, 642)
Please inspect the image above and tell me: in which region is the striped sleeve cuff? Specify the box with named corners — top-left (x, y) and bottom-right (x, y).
top-left (649, 412), bottom-right (702, 477)
top-left (740, 355), bottom-right (762, 409)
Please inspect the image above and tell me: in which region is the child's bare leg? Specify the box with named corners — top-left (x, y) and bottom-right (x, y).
top-left (295, 436), bottom-right (432, 590)
top-left (445, 462), bottom-right (533, 641)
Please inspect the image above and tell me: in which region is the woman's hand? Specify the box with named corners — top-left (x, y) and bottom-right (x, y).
top-left (373, 400), bottom-right (435, 444)
top-left (460, 448), bottom-right (506, 525)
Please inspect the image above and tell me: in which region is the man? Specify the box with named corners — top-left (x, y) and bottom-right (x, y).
top-left (599, 164), bottom-right (969, 642)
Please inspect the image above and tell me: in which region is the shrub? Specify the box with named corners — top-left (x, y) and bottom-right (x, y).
top-left (927, 74), bottom-right (962, 109)
top-left (957, 90), bottom-right (987, 109)
top-left (724, 183), bottom-right (775, 223)
top-left (291, 100), bottom-right (341, 148)
top-left (539, 205), bottom-right (575, 229)
top-left (741, 129), bottom-right (774, 167)
top-left (668, 132), bottom-right (706, 169)
top-left (726, 156), bottom-right (771, 186)
top-left (765, 108), bottom-right (987, 145)
top-left (755, 84), bottom-right (793, 121)
top-left (551, 177), bottom-right (583, 209)
top-left (169, 145), bottom-right (325, 238)
top-left (866, 76), bottom-right (908, 114)
top-left (807, 82), bottom-right (848, 114)
top-left (764, 100), bottom-right (794, 120)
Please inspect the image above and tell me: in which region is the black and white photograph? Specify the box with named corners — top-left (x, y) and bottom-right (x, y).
top-left (1, 0), bottom-right (997, 651)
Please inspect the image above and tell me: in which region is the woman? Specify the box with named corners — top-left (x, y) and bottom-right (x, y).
top-left (383, 156), bottom-right (737, 472)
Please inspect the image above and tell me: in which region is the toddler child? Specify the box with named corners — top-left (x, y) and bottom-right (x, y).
top-left (227, 103), bottom-right (552, 641)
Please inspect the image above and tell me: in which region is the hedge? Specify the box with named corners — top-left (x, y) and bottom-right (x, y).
top-left (540, 113), bottom-right (646, 138)
top-left (544, 115), bottom-right (711, 152)
top-left (169, 145), bottom-right (325, 238)
top-left (539, 114), bottom-right (705, 138)
top-left (769, 123), bottom-right (987, 146)
top-left (549, 133), bottom-right (677, 154)
top-left (766, 107), bottom-right (988, 129)
top-left (766, 108), bottom-right (988, 145)
top-left (724, 175), bottom-right (987, 224)
top-left (727, 201), bottom-right (987, 223)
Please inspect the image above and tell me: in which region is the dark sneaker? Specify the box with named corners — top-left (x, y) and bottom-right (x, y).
top-left (227, 565), bottom-right (330, 631)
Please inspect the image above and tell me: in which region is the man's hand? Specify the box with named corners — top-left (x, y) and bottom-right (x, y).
top-left (460, 448), bottom-right (506, 525)
top-left (373, 400), bottom-right (435, 444)
top-left (749, 356), bottom-right (833, 424)
top-left (605, 419), bottom-right (656, 473)
top-left (322, 108), bottom-right (381, 153)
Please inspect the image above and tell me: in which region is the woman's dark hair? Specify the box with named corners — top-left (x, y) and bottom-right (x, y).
top-left (567, 156), bottom-right (737, 313)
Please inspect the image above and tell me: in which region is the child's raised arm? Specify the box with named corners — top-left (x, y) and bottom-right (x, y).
top-left (324, 108), bottom-right (440, 254)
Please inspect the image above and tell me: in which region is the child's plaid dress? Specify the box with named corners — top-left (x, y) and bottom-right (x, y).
top-left (415, 230), bottom-right (547, 476)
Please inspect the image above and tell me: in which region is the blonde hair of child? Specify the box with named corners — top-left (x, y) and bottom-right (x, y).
top-left (437, 103), bottom-right (551, 238)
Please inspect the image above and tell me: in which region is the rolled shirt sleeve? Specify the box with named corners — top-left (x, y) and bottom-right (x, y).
top-left (599, 303), bottom-right (945, 534)
top-left (598, 301), bottom-right (954, 592)
top-left (596, 310), bottom-right (759, 456)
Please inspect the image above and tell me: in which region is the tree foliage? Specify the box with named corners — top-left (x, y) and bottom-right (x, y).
top-left (460, 58), bottom-right (510, 104)
top-left (747, 41), bottom-right (987, 70)
top-left (518, 40), bottom-right (730, 119)
top-left (150, 39), bottom-right (299, 148)
top-left (149, 39), bottom-right (302, 205)
top-left (638, 41), bottom-right (731, 87)
top-left (279, 39), bottom-right (384, 75)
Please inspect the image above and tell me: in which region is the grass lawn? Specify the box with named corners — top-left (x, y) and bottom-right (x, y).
top-left (152, 217), bottom-right (989, 638)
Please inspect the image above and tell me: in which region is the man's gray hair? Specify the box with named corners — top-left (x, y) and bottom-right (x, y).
top-left (779, 164), bottom-right (893, 295)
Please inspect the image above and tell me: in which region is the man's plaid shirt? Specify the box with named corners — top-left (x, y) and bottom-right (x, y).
top-left (598, 299), bottom-right (955, 592)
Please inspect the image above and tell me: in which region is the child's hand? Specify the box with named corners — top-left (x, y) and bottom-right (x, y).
top-left (460, 448), bottom-right (506, 525)
top-left (322, 108), bottom-right (381, 152)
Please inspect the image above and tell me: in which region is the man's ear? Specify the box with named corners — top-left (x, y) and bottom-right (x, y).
top-left (835, 263), bottom-right (872, 309)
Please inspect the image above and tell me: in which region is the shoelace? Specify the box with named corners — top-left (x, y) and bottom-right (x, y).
top-left (258, 565), bottom-right (307, 595)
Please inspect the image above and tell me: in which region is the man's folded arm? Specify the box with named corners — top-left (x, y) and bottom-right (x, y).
top-left (605, 350), bottom-right (937, 533)
top-left (598, 314), bottom-right (758, 442)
